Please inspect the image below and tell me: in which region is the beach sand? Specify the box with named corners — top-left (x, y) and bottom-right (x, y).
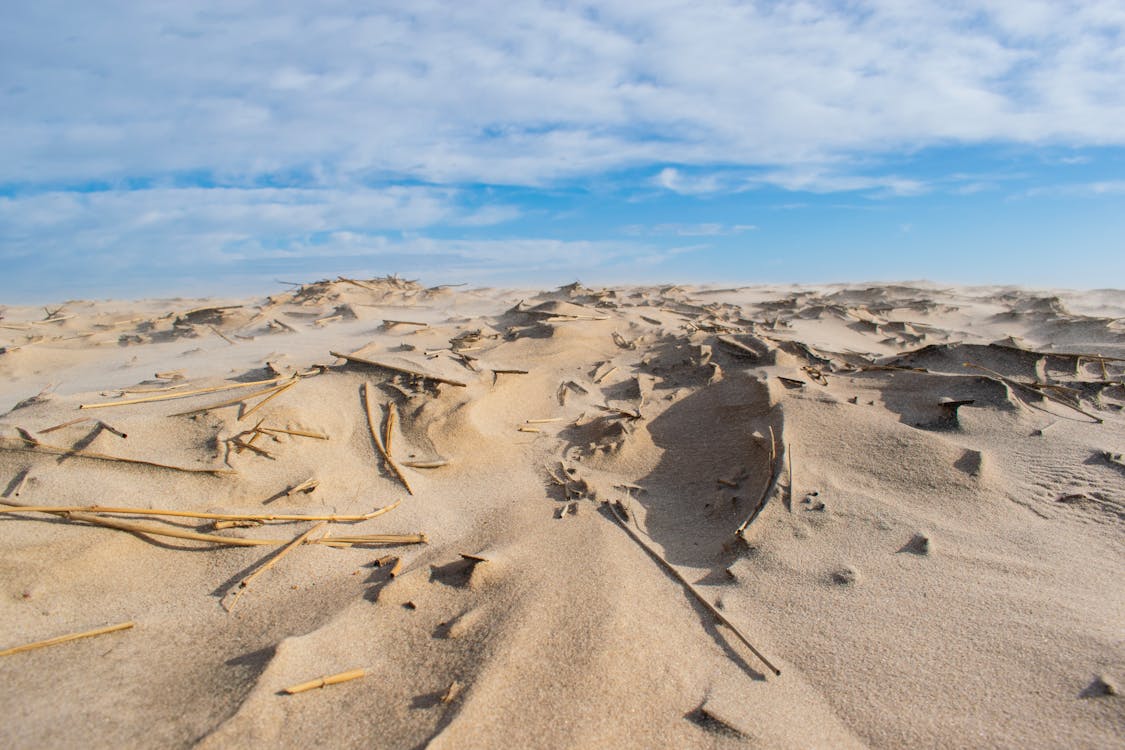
top-left (1, 278), bottom-right (1122, 748)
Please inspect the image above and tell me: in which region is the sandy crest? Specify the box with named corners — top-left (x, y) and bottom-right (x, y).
top-left (0, 278), bottom-right (1122, 748)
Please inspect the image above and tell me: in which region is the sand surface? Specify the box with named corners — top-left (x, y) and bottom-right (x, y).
top-left (1, 278), bottom-right (1122, 748)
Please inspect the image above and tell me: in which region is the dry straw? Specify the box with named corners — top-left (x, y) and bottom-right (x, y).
top-left (608, 499), bottom-right (780, 677)
top-left (363, 383), bottom-right (414, 495)
top-left (284, 668), bottom-right (366, 695)
top-left (333, 350), bottom-right (468, 388)
top-left (0, 621), bottom-right (134, 658)
top-left (80, 376), bottom-right (286, 410)
top-left (0, 437), bottom-right (235, 476)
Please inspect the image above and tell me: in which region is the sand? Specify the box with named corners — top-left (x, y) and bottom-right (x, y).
top-left (0, 277), bottom-right (1122, 748)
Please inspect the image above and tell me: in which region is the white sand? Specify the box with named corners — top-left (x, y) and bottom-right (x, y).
top-left (1, 278), bottom-right (1122, 748)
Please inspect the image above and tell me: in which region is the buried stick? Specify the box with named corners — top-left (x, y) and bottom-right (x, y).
top-left (607, 499), bottom-right (781, 677)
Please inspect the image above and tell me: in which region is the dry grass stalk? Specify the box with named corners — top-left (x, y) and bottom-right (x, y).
top-left (97, 421), bottom-right (127, 439)
top-left (607, 499), bottom-right (780, 677)
top-left (526, 417), bottom-right (563, 424)
top-left (4, 469), bottom-right (30, 498)
top-left (0, 437), bottom-right (235, 476)
top-left (384, 402), bottom-right (398, 455)
top-left (0, 500), bottom-right (400, 523)
top-left (258, 426), bottom-right (329, 440)
top-left (517, 426), bottom-right (541, 433)
top-left (333, 351), bottom-right (468, 387)
top-left (285, 477), bottom-right (320, 497)
top-left (383, 319), bottom-right (429, 327)
top-left (594, 367), bottom-right (617, 384)
top-left (270, 318), bottom-right (297, 333)
top-left (284, 668), bottom-right (366, 695)
top-left (440, 680), bottom-right (462, 703)
top-left (314, 314), bottom-right (343, 326)
top-left (323, 533), bottom-right (427, 545)
top-left (170, 381), bottom-right (293, 417)
top-left (0, 621), bottom-right (134, 658)
top-left (6, 510), bottom-right (277, 546)
top-left (213, 519), bottom-right (262, 530)
top-left (155, 370), bottom-right (186, 380)
top-left (546, 314), bottom-right (609, 322)
top-left (209, 325), bottom-right (236, 345)
top-left (123, 383), bottom-right (189, 394)
top-left (788, 443), bottom-right (794, 505)
top-left (38, 417), bottom-right (92, 434)
top-left (239, 378), bottom-right (298, 421)
top-left (80, 376), bottom-right (286, 409)
top-left (491, 369), bottom-right (529, 375)
top-left (377, 555), bottom-right (404, 577)
top-left (716, 336), bottom-right (761, 358)
top-left (230, 438), bottom-right (274, 459)
top-left (963, 362), bottom-right (1104, 423)
top-left (363, 383), bottom-right (414, 495)
top-left (228, 521), bottom-right (328, 610)
top-left (460, 553), bottom-right (489, 563)
top-left (401, 460), bottom-right (448, 469)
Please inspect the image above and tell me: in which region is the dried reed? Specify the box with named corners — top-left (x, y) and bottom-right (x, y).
top-left (608, 499), bottom-right (780, 677)
top-left (0, 438), bottom-right (235, 476)
top-left (80, 376), bottom-right (286, 410)
top-left (284, 668), bottom-right (365, 694)
top-left (363, 383), bottom-right (414, 495)
top-left (0, 621), bottom-right (134, 658)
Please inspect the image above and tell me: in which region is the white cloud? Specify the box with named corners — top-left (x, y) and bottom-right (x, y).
top-left (0, 186), bottom-right (515, 264)
top-left (623, 223), bottom-right (757, 237)
top-left (1023, 180), bottom-right (1125, 197)
top-left (2, 1), bottom-right (1123, 189)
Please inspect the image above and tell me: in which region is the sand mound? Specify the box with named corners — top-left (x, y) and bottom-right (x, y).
top-left (0, 280), bottom-right (1122, 748)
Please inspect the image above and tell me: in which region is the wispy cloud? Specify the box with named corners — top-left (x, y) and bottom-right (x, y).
top-left (4, 1), bottom-right (1123, 189)
top-left (1022, 180), bottom-right (1125, 197)
top-left (622, 222), bottom-right (756, 237)
top-left (1, 1), bottom-right (1123, 295)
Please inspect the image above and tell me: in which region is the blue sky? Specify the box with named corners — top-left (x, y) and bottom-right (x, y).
top-left (2, 1), bottom-right (1124, 301)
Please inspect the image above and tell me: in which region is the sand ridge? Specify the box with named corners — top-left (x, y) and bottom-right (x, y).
top-left (0, 278), bottom-right (1122, 748)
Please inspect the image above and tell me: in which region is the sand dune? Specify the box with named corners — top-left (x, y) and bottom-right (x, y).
top-left (1, 278), bottom-right (1122, 748)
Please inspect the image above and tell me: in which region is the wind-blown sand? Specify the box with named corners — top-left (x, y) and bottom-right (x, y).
top-left (1, 278), bottom-right (1122, 748)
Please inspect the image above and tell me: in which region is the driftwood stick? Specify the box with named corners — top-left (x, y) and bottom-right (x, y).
top-left (284, 668), bottom-right (366, 695)
top-left (607, 500), bottom-right (780, 677)
top-left (228, 522), bottom-right (327, 609)
top-left (0, 621), bottom-right (134, 658)
top-left (80, 377), bottom-right (286, 409)
top-left (333, 351), bottom-right (468, 387)
top-left (363, 383), bottom-right (413, 495)
top-left (0, 438), bottom-right (235, 476)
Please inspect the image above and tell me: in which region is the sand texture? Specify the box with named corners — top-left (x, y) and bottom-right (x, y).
top-left (1, 278), bottom-right (1122, 748)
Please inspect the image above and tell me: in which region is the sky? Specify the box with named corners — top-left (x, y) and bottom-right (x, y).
top-left (2, 0), bottom-right (1124, 302)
